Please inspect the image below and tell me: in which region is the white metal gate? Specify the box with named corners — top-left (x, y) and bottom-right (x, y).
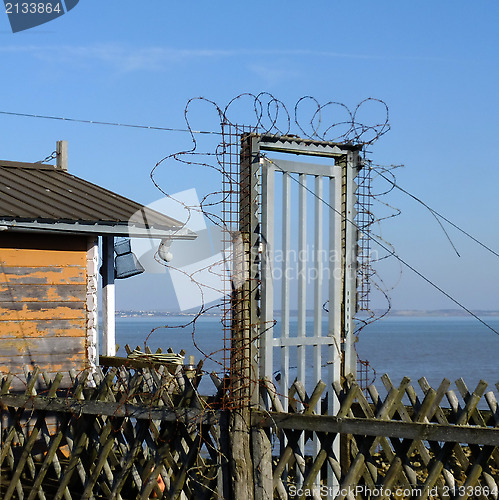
top-left (260, 156), bottom-right (343, 415)
top-left (253, 135), bottom-right (362, 492)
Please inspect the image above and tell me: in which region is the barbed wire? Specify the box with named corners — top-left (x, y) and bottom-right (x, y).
top-left (0, 93), bottom-right (390, 144)
top-left (4, 93), bottom-right (499, 498)
top-left (142, 93), bottom-right (392, 407)
top-left (144, 93), bottom-right (499, 403)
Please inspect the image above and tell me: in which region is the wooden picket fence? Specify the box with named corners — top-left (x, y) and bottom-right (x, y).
top-left (0, 362), bottom-right (226, 500)
top-left (1, 367), bottom-right (498, 499)
top-left (255, 374), bottom-right (499, 500)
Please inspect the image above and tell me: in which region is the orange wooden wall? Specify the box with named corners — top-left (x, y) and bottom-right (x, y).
top-left (0, 233), bottom-right (90, 378)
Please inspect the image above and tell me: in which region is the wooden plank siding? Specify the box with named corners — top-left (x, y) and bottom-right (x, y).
top-left (0, 233), bottom-right (92, 378)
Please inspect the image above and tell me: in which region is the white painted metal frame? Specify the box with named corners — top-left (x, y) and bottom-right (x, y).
top-left (260, 158), bottom-right (275, 385)
top-left (260, 158), bottom-right (343, 411)
top-left (256, 137), bottom-right (361, 496)
top-left (343, 152), bottom-right (358, 375)
top-left (260, 152), bottom-right (354, 496)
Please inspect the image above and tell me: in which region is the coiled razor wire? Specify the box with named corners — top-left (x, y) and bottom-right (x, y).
top-left (144, 93), bottom-right (390, 403)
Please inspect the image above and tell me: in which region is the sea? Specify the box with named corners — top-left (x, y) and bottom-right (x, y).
top-left (111, 315), bottom-right (499, 399)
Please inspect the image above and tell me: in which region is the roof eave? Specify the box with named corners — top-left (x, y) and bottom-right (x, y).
top-left (0, 220), bottom-right (197, 240)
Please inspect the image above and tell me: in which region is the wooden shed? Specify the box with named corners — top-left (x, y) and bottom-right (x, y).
top-left (0, 144), bottom-right (195, 382)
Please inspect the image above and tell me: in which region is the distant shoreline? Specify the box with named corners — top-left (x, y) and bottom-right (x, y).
top-left (115, 309), bottom-right (499, 318)
top-left (373, 309), bottom-right (499, 318)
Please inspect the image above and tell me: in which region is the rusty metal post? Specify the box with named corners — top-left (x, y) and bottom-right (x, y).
top-left (228, 134), bottom-right (260, 500)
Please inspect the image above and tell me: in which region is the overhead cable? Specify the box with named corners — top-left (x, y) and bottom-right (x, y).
top-left (265, 156), bottom-right (499, 337)
top-left (374, 167), bottom-right (499, 260)
top-left (0, 110), bottom-right (221, 135)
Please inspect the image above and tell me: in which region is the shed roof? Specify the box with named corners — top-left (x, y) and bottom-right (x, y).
top-left (0, 160), bottom-right (196, 239)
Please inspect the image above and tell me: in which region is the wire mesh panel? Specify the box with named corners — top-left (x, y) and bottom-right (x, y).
top-left (220, 125), bottom-right (260, 410)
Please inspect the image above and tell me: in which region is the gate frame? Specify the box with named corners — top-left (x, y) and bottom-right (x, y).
top-left (249, 134), bottom-right (363, 391)
top-left (233, 134), bottom-right (363, 497)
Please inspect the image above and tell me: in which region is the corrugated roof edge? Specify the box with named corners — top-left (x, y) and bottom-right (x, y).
top-left (0, 159), bottom-right (65, 170)
top-left (256, 134), bottom-right (364, 151)
top-left (0, 160), bottom-right (197, 239)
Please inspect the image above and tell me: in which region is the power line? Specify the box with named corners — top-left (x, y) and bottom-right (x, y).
top-left (374, 167), bottom-right (499, 260)
top-left (0, 110), bottom-right (222, 136)
top-left (265, 156), bottom-right (499, 337)
top-left (4, 107), bottom-right (496, 333)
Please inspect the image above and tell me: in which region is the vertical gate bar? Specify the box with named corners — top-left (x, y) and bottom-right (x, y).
top-left (297, 173), bottom-right (307, 381)
top-left (313, 174), bottom-right (323, 487)
top-left (297, 173), bottom-right (307, 487)
top-left (343, 152), bottom-right (359, 377)
top-left (260, 160), bottom-right (275, 387)
top-left (329, 169), bottom-right (343, 409)
top-left (313, 175), bottom-right (323, 387)
top-left (254, 150), bottom-right (274, 500)
top-left (328, 171), bottom-right (342, 495)
top-left (281, 172), bottom-right (291, 411)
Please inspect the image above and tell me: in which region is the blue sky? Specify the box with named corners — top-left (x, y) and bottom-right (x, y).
top-left (1, 1), bottom-right (499, 312)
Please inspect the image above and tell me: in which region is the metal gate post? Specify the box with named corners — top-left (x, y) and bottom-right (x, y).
top-left (343, 150), bottom-right (362, 378)
top-left (260, 156), bottom-right (275, 386)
